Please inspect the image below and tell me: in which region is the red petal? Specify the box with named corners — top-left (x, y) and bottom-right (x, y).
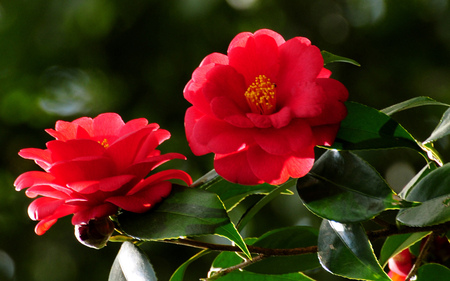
top-left (25, 185), bottom-right (70, 199)
top-left (106, 181), bottom-right (172, 213)
top-left (35, 219), bottom-right (58, 235)
top-left (14, 171), bottom-right (55, 191)
top-left (71, 203), bottom-right (118, 225)
top-left (214, 150), bottom-right (263, 185)
top-left (92, 113), bottom-right (125, 137)
top-left (277, 37), bottom-right (323, 98)
top-left (228, 33), bottom-right (280, 86)
top-left (18, 148), bottom-right (52, 170)
top-left (200, 52), bottom-right (229, 66)
top-left (193, 116), bottom-right (254, 154)
top-left (125, 153), bottom-right (187, 179)
top-left (28, 197), bottom-right (64, 220)
top-left (247, 145), bottom-right (314, 185)
top-left (46, 139), bottom-right (105, 163)
top-left (128, 169), bottom-right (192, 194)
top-left (119, 118), bottom-right (150, 135)
top-left (312, 124), bottom-right (341, 146)
top-left (210, 97), bottom-right (254, 128)
top-left (49, 157), bottom-right (116, 183)
top-left (185, 107), bottom-right (211, 155)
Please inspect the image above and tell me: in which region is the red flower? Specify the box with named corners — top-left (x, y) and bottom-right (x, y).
top-left (184, 29), bottom-right (348, 185)
top-left (15, 113), bottom-right (192, 235)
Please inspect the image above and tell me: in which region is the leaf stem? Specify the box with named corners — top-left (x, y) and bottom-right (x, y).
top-left (204, 254), bottom-right (266, 280)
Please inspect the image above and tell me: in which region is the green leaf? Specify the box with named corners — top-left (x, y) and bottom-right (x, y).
top-left (212, 271), bottom-right (316, 280)
top-left (424, 107), bottom-right (450, 144)
top-left (397, 163), bottom-right (450, 227)
top-left (245, 226), bottom-right (320, 274)
top-left (416, 263), bottom-right (450, 280)
top-left (318, 220), bottom-right (390, 281)
top-left (329, 102), bottom-right (420, 152)
top-left (108, 241), bottom-right (157, 281)
top-left (380, 96), bottom-right (449, 116)
top-left (210, 251), bottom-right (315, 281)
top-left (399, 162), bottom-right (437, 199)
top-left (297, 150), bottom-right (407, 223)
top-left (378, 232), bottom-right (431, 268)
top-left (321, 50), bottom-right (360, 66)
top-left (117, 186), bottom-right (250, 259)
top-left (194, 169), bottom-right (290, 211)
top-left (169, 250), bottom-right (210, 281)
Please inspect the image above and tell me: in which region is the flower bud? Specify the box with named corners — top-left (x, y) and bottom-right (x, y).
top-left (75, 217), bottom-right (115, 249)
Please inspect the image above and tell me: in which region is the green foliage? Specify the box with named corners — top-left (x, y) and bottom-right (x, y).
top-left (318, 220), bottom-right (390, 281)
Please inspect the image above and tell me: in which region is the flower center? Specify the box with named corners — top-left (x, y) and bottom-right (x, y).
top-left (244, 75), bottom-right (276, 115)
top-left (98, 139), bottom-right (110, 148)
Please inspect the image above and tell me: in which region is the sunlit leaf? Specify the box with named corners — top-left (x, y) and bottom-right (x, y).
top-left (318, 220), bottom-right (390, 281)
top-left (399, 162), bottom-right (437, 199)
top-left (416, 263), bottom-right (450, 280)
top-left (117, 186), bottom-right (250, 258)
top-left (380, 96), bottom-right (449, 116)
top-left (193, 169), bottom-right (290, 211)
top-left (378, 232), bottom-right (430, 268)
top-left (329, 102), bottom-right (420, 152)
top-left (424, 107), bottom-right (450, 144)
top-left (108, 241), bottom-right (157, 281)
top-left (321, 50), bottom-right (360, 66)
top-left (397, 163), bottom-right (450, 227)
top-left (297, 150), bottom-right (411, 223)
top-left (245, 226), bottom-right (320, 274)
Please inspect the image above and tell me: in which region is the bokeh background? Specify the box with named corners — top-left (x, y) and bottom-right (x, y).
top-left (1, 0), bottom-right (450, 280)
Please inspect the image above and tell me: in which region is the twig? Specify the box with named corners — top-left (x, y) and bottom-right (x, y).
top-left (205, 254), bottom-right (266, 280)
top-left (405, 231), bottom-right (437, 281)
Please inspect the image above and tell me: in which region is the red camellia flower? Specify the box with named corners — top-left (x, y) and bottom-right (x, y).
top-left (15, 113), bottom-right (192, 236)
top-left (184, 29), bottom-right (348, 185)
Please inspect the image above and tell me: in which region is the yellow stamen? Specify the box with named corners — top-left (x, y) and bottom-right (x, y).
top-left (99, 139), bottom-right (109, 148)
top-left (244, 75), bottom-right (276, 115)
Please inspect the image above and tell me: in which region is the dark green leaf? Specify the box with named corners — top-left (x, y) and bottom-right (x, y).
top-left (193, 169), bottom-right (290, 211)
top-left (169, 250), bottom-right (210, 281)
top-left (108, 242), bottom-right (157, 281)
top-left (245, 226), bottom-right (320, 274)
top-left (213, 271), bottom-right (315, 280)
top-left (380, 96), bottom-right (449, 116)
top-left (378, 232), bottom-right (430, 268)
top-left (416, 263), bottom-right (450, 280)
top-left (321, 50), bottom-right (360, 66)
top-left (210, 251), bottom-right (315, 280)
top-left (318, 220), bottom-right (390, 281)
top-left (399, 162), bottom-right (437, 199)
top-left (117, 186), bottom-right (250, 258)
top-left (397, 163), bottom-right (450, 227)
top-left (297, 150), bottom-right (407, 223)
top-left (329, 102), bottom-right (420, 152)
top-left (424, 107), bottom-right (450, 144)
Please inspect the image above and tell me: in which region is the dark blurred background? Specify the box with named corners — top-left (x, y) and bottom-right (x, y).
top-left (1, 0), bottom-right (450, 280)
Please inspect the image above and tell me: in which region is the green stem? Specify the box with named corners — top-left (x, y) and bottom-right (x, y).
top-left (236, 178), bottom-right (295, 232)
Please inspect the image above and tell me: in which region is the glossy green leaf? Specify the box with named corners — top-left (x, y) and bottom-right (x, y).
top-left (194, 169), bottom-right (290, 211)
top-left (424, 107), bottom-right (450, 144)
top-left (380, 96), bottom-right (449, 116)
top-left (169, 250), bottom-right (210, 281)
top-left (416, 263), bottom-right (450, 280)
top-left (378, 232), bottom-right (430, 268)
top-left (297, 150), bottom-right (408, 223)
top-left (321, 50), bottom-right (360, 66)
top-left (245, 226), bottom-right (320, 274)
top-left (117, 186), bottom-right (250, 258)
top-left (397, 163), bottom-right (450, 227)
top-left (318, 220), bottom-right (390, 281)
top-left (108, 242), bottom-right (157, 281)
top-left (329, 102), bottom-right (420, 152)
top-left (210, 251), bottom-right (315, 281)
top-left (399, 162), bottom-right (438, 199)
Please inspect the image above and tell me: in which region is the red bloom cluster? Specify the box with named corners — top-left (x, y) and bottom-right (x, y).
top-left (15, 113), bottom-right (192, 235)
top-left (184, 29), bottom-right (348, 185)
